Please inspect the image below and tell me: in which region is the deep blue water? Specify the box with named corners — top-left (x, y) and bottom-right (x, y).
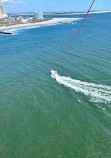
top-left (0, 13), bottom-right (111, 158)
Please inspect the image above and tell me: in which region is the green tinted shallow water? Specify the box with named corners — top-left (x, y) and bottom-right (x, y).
top-left (0, 13), bottom-right (111, 158)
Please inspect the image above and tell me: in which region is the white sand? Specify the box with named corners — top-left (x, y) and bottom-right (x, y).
top-left (54, 10), bottom-right (111, 15)
top-left (89, 10), bottom-right (111, 14)
top-left (0, 18), bottom-right (80, 30)
top-left (1, 10), bottom-right (110, 30)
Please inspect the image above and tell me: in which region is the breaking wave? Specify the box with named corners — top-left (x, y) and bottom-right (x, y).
top-left (3, 18), bottom-right (80, 35)
top-left (5, 25), bottom-right (41, 34)
top-left (52, 74), bottom-right (111, 103)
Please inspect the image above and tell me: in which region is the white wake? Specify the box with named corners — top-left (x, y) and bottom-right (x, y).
top-left (52, 73), bottom-right (111, 103)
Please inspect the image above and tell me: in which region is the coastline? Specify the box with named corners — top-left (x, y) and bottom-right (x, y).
top-left (1, 10), bottom-right (110, 31)
top-left (8, 10), bottom-right (111, 16)
top-left (0, 18), bottom-right (80, 31)
top-left (49, 10), bottom-right (111, 15)
top-left (88, 10), bottom-right (111, 14)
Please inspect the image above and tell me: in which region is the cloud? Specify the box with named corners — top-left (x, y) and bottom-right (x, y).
top-left (1, 0), bottom-right (13, 2)
top-left (0, 0), bottom-right (23, 5)
top-left (0, 0), bottom-right (40, 12)
top-left (0, 0), bottom-right (15, 3)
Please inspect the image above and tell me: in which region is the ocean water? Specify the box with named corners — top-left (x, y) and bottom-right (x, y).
top-left (0, 13), bottom-right (111, 158)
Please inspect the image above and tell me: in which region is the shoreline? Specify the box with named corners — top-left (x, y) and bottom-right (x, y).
top-left (0, 18), bottom-right (80, 31)
top-left (48, 11), bottom-right (111, 15)
top-left (0, 10), bottom-right (110, 31)
top-left (8, 10), bottom-right (111, 16)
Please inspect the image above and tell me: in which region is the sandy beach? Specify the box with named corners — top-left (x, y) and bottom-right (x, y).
top-left (0, 18), bottom-right (80, 31)
top-left (0, 10), bottom-right (110, 31)
top-left (52, 10), bottom-right (111, 15)
top-left (89, 10), bottom-right (111, 14)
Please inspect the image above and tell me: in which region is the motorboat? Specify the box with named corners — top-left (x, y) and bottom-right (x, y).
top-left (51, 70), bottom-right (58, 79)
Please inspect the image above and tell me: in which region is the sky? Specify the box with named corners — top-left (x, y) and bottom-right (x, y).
top-left (0, 0), bottom-right (111, 13)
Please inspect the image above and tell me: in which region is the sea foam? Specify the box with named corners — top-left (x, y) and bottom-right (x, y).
top-left (51, 73), bottom-right (111, 103)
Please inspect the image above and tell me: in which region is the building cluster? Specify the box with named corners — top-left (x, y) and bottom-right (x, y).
top-left (0, 4), bottom-right (44, 23)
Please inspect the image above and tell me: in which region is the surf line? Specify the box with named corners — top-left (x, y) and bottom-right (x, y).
top-left (51, 0), bottom-right (95, 75)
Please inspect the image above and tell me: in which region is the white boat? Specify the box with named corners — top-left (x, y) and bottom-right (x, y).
top-left (51, 70), bottom-right (58, 79)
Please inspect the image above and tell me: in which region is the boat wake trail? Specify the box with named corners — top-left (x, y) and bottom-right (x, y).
top-left (51, 72), bottom-right (111, 103)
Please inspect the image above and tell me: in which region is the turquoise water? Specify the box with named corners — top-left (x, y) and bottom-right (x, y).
top-left (0, 13), bottom-right (111, 158)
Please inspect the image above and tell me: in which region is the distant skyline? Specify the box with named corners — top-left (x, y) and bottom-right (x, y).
top-left (0, 0), bottom-right (111, 13)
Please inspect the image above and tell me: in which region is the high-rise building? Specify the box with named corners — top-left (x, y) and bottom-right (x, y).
top-left (34, 12), bottom-right (44, 20)
top-left (0, 4), bottom-right (8, 19)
